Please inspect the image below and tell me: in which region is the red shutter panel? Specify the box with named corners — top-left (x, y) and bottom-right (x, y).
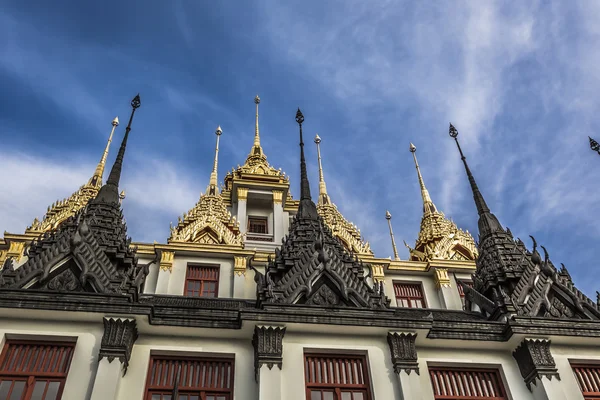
top-left (393, 282), bottom-right (426, 308)
top-left (185, 265), bottom-right (220, 298)
top-left (429, 367), bottom-right (507, 399)
top-left (572, 364), bottom-right (600, 399)
top-left (304, 354), bottom-right (372, 400)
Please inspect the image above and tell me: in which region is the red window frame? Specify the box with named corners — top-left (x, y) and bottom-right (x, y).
top-left (143, 354), bottom-right (235, 400)
top-left (304, 353), bottom-right (373, 400)
top-left (572, 364), bottom-right (600, 399)
top-left (393, 281), bottom-right (427, 308)
top-left (184, 265), bottom-right (219, 298)
top-left (429, 367), bottom-right (507, 399)
top-left (247, 217), bottom-right (268, 234)
top-left (0, 340), bottom-right (75, 400)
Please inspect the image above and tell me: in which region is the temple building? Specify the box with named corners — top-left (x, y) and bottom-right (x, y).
top-left (0, 95), bottom-right (599, 400)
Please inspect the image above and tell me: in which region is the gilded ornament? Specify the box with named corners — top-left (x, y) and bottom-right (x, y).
top-left (433, 268), bottom-right (451, 289)
top-left (272, 190), bottom-right (283, 205)
top-left (237, 187), bottom-right (249, 201)
top-left (159, 251), bottom-right (175, 272)
top-left (234, 256), bottom-right (247, 276)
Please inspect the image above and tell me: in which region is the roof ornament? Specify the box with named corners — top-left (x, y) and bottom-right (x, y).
top-left (385, 210), bottom-right (400, 261)
top-left (590, 136), bottom-right (600, 156)
top-left (409, 143), bottom-right (437, 214)
top-left (314, 134), bottom-right (331, 205)
top-left (207, 125), bottom-right (222, 195)
top-left (93, 94), bottom-right (140, 204)
top-left (296, 108), bottom-right (318, 219)
top-left (88, 116), bottom-right (119, 188)
top-left (254, 95), bottom-right (261, 147)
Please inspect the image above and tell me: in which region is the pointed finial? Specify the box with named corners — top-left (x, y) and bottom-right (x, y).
top-left (88, 116), bottom-right (120, 187)
top-left (385, 210), bottom-right (400, 261)
top-left (254, 95), bottom-right (261, 147)
top-left (119, 190), bottom-right (126, 204)
top-left (295, 108), bottom-right (317, 219)
top-left (409, 142), bottom-right (437, 214)
top-left (314, 134), bottom-right (330, 205)
top-left (207, 126), bottom-right (222, 195)
top-left (93, 94), bottom-right (140, 204)
top-left (449, 123), bottom-right (502, 237)
top-left (590, 136), bottom-right (600, 154)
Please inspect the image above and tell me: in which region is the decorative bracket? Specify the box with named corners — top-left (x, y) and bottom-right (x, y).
top-left (371, 264), bottom-right (385, 283)
top-left (272, 190), bottom-right (283, 205)
top-left (512, 338), bottom-right (560, 390)
top-left (237, 187), bottom-right (249, 202)
top-left (159, 250), bottom-right (175, 273)
top-left (99, 317), bottom-right (138, 376)
top-left (234, 256), bottom-right (247, 276)
top-left (252, 325), bottom-right (286, 382)
top-left (387, 332), bottom-right (419, 375)
top-left (433, 268), bottom-right (451, 289)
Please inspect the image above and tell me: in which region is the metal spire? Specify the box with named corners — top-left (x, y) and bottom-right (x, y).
top-left (385, 210), bottom-right (400, 261)
top-left (314, 134), bottom-right (331, 205)
top-left (449, 123), bottom-right (502, 236)
top-left (93, 94), bottom-right (140, 204)
top-left (207, 125), bottom-right (222, 195)
top-left (254, 95), bottom-right (261, 147)
top-left (296, 108), bottom-right (318, 219)
top-left (88, 116), bottom-right (119, 187)
top-left (590, 136), bottom-right (600, 156)
top-left (409, 143), bottom-right (437, 214)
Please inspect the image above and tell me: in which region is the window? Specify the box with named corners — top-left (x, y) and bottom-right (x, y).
top-left (0, 340), bottom-right (75, 400)
top-left (304, 353), bottom-right (372, 400)
top-left (185, 265), bottom-right (219, 298)
top-left (144, 355), bottom-right (234, 400)
top-left (248, 217), bottom-right (268, 234)
top-left (429, 367), bottom-right (507, 399)
top-left (393, 282), bottom-right (426, 308)
top-left (458, 280), bottom-right (473, 309)
top-left (572, 364), bottom-right (600, 399)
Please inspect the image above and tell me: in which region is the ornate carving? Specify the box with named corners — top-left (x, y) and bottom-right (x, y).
top-left (46, 268), bottom-right (81, 291)
top-left (387, 332), bottom-right (419, 375)
top-left (433, 268), bottom-right (451, 289)
top-left (237, 187), bottom-right (249, 201)
top-left (252, 325), bottom-right (286, 382)
top-left (370, 264), bottom-right (385, 283)
top-left (4, 241), bottom-right (25, 263)
top-left (316, 203), bottom-right (372, 255)
top-left (272, 190), bottom-right (283, 205)
top-left (306, 284), bottom-right (340, 306)
top-left (512, 338), bottom-right (560, 390)
top-left (234, 256), bottom-right (247, 276)
top-left (159, 251), bottom-right (175, 272)
top-left (99, 318), bottom-right (138, 375)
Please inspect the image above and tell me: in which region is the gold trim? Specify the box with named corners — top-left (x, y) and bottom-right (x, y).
top-left (433, 268), bottom-right (451, 289)
top-left (272, 190), bottom-right (283, 205)
top-left (234, 256), bottom-right (247, 276)
top-left (159, 251), bottom-right (175, 272)
top-left (237, 187), bottom-right (249, 201)
top-left (371, 264), bottom-right (385, 283)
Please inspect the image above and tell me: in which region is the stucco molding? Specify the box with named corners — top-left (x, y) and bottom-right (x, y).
top-left (387, 331), bottom-right (419, 375)
top-left (99, 317), bottom-right (138, 375)
top-left (252, 325), bottom-right (286, 382)
top-left (512, 338), bottom-right (560, 390)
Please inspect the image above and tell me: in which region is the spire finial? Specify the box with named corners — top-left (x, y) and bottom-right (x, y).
top-left (314, 134), bottom-right (331, 205)
top-left (296, 108), bottom-right (318, 219)
top-left (254, 95), bottom-right (261, 147)
top-left (449, 123), bottom-right (502, 236)
top-left (385, 210), bottom-right (400, 261)
top-left (409, 142), bottom-right (437, 214)
top-left (93, 94), bottom-right (140, 204)
top-left (88, 116), bottom-right (119, 187)
top-left (590, 136), bottom-right (600, 155)
top-left (207, 125), bottom-right (222, 195)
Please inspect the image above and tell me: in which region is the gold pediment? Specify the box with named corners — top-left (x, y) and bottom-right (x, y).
top-left (317, 203), bottom-right (372, 255)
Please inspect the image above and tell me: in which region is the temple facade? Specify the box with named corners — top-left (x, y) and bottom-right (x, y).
top-left (0, 95), bottom-right (599, 400)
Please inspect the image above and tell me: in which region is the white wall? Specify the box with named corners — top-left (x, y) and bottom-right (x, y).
top-left (169, 255), bottom-right (234, 297)
top-left (383, 274), bottom-right (442, 308)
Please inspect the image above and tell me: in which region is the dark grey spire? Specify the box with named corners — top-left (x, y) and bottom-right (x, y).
top-left (296, 108), bottom-right (318, 219)
top-left (449, 123), bottom-right (502, 237)
top-left (94, 94), bottom-right (141, 204)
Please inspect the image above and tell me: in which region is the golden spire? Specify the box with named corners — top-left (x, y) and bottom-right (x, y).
top-left (314, 134), bottom-right (331, 205)
top-left (386, 210), bottom-right (400, 261)
top-left (254, 95), bottom-right (261, 147)
top-left (410, 143), bottom-right (437, 214)
top-left (245, 95), bottom-right (266, 162)
top-left (207, 126), bottom-right (222, 195)
top-left (88, 116), bottom-right (119, 187)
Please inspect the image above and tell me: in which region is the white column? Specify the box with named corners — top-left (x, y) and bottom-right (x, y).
top-left (272, 190), bottom-right (284, 243)
top-left (233, 256), bottom-right (247, 298)
top-left (387, 332), bottom-right (425, 400)
top-left (434, 268), bottom-right (460, 310)
top-left (529, 377), bottom-right (569, 400)
top-left (90, 358), bottom-right (123, 400)
top-left (253, 326), bottom-right (286, 400)
top-left (155, 251), bottom-right (174, 295)
top-left (237, 187), bottom-right (248, 234)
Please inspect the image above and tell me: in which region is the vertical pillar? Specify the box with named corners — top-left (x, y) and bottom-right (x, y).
top-left (272, 190), bottom-right (284, 243)
top-left (233, 256), bottom-right (247, 298)
top-left (253, 326), bottom-right (286, 400)
top-left (237, 187), bottom-right (249, 234)
top-left (90, 318), bottom-right (138, 400)
top-left (513, 339), bottom-right (568, 400)
top-left (387, 332), bottom-right (425, 400)
top-left (155, 250), bottom-right (174, 294)
top-left (433, 268), bottom-right (459, 310)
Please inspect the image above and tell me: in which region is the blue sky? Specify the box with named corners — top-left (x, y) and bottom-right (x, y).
top-left (2, 1), bottom-right (600, 296)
